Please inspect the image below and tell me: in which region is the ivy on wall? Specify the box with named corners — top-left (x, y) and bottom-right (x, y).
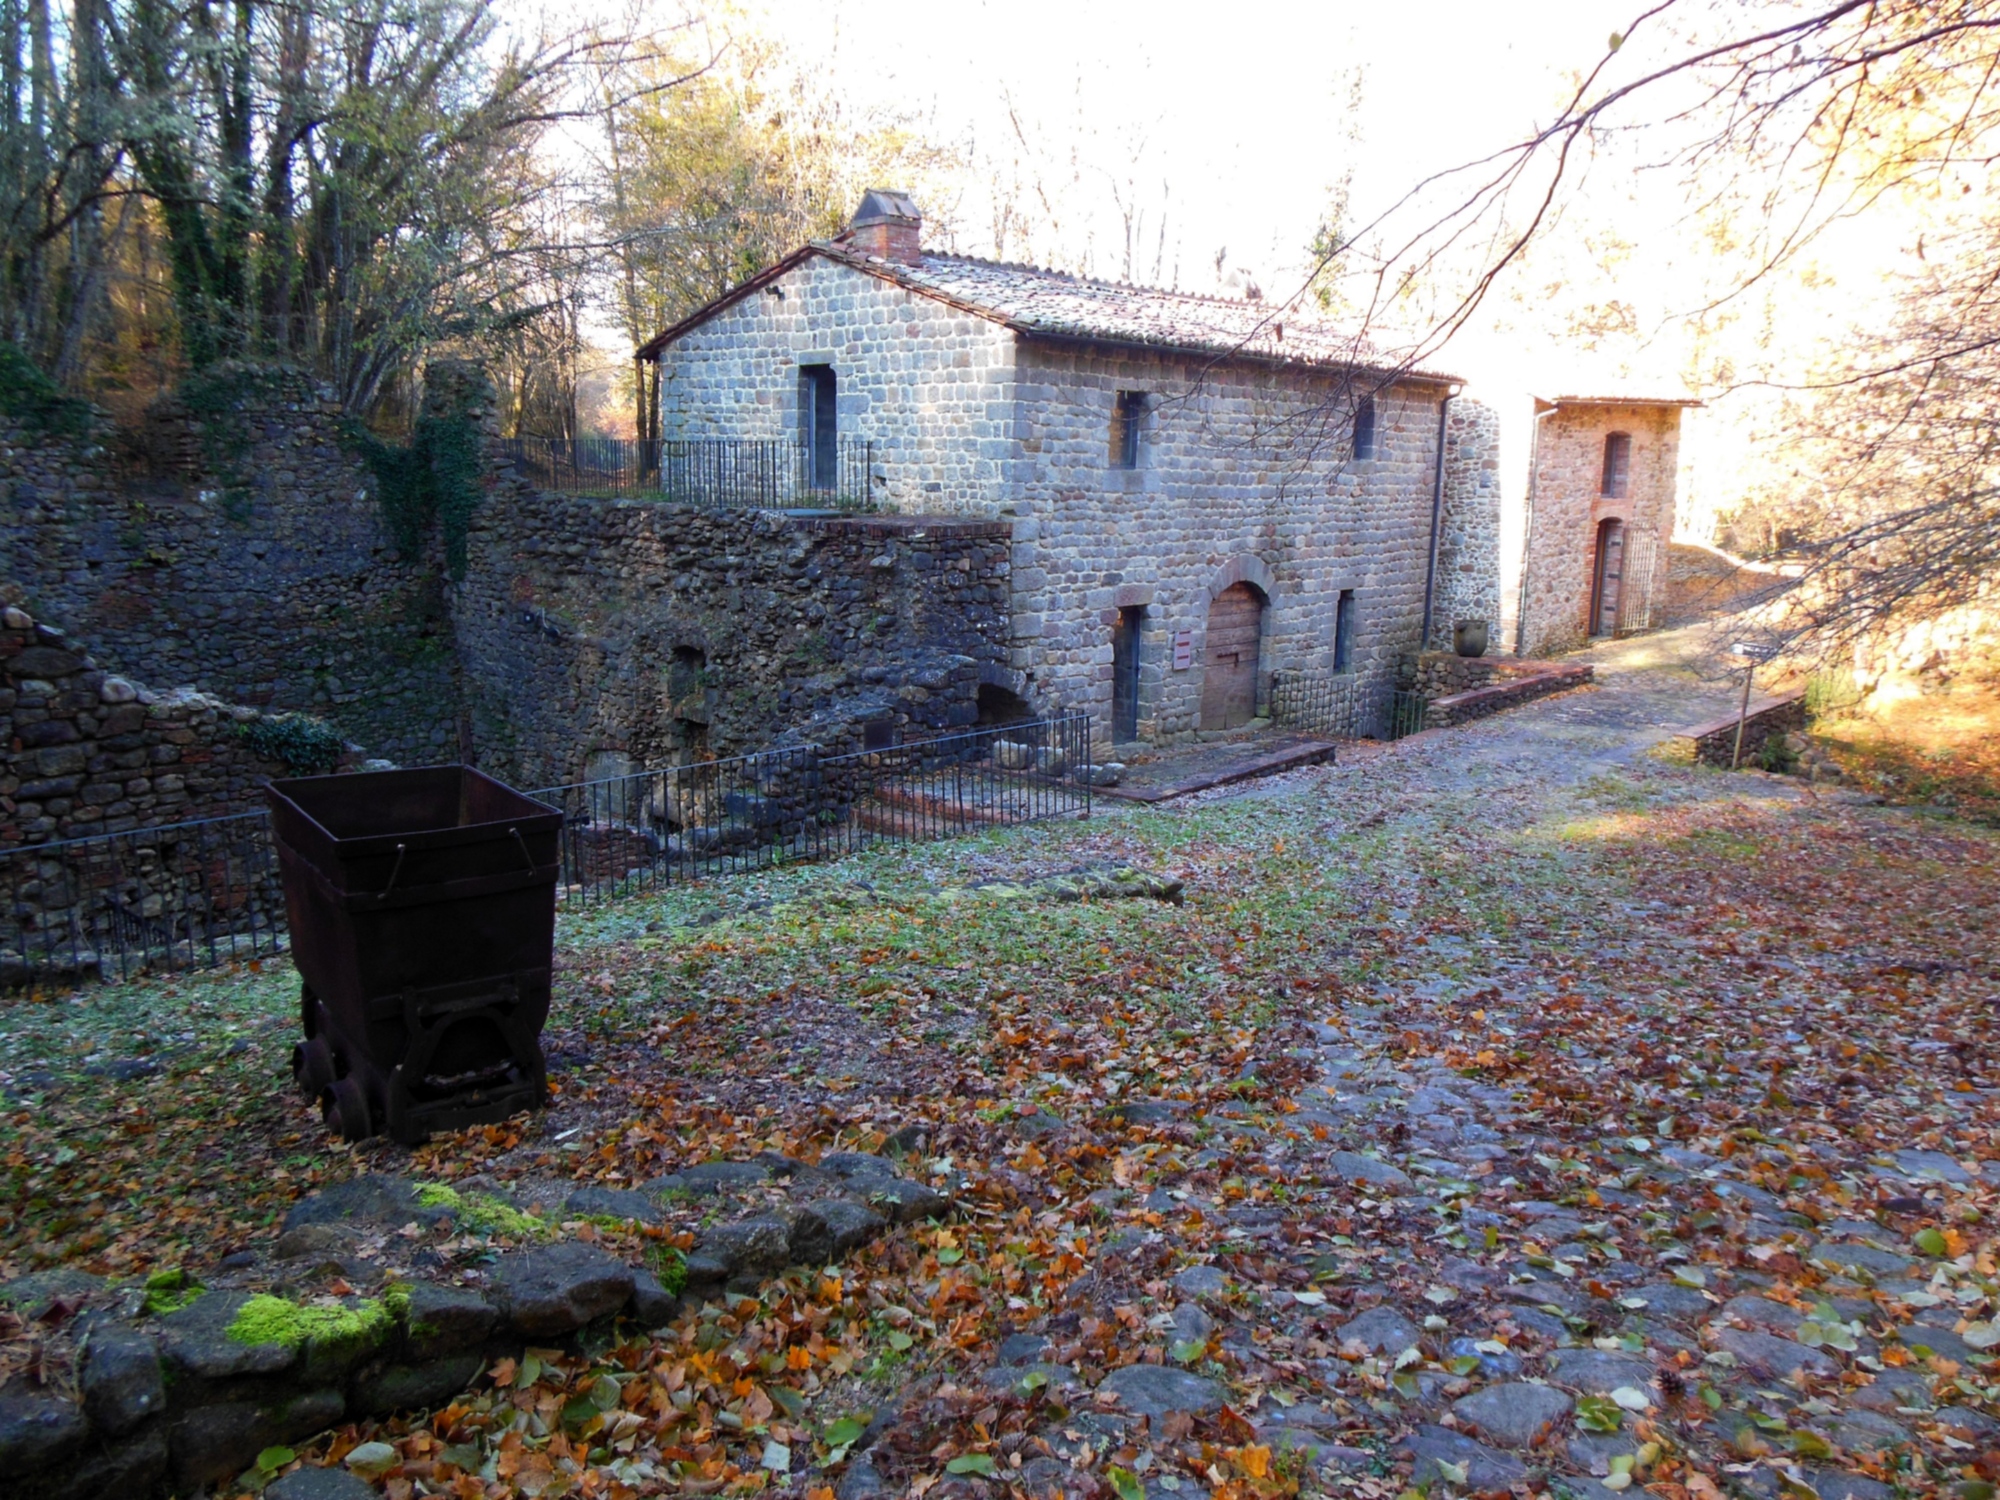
top-left (240, 713), bottom-right (348, 775)
top-left (181, 364), bottom-right (293, 520)
top-left (346, 413), bottom-right (484, 580)
top-left (0, 341), bottom-right (92, 439)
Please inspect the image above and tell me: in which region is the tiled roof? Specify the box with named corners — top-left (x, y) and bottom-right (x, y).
top-left (639, 241), bottom-right (1458, 383)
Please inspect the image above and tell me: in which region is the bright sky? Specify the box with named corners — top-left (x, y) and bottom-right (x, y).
top-left (574, 0), bottom-right (1937, 543)
top-left (754, 0), bottom-right (1622, 303)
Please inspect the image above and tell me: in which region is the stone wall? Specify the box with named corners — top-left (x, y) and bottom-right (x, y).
top-left (1430, 397), bottom-right (1503, 650)
top-left (0, 366), bottom-right (456, 768)
top-left (1670, 692), bottom-right (1808, 768)
top-left (454, 495), bottom-right (1013, 788)
top-left (1405, 650), bottom-right (1508, 700)
top-left (0, 601), bottom-right (342, 846)
top-left (1422, 661), bottom-right (1595, 729)
top-left (1517, 401), bottom-right (1686, 656)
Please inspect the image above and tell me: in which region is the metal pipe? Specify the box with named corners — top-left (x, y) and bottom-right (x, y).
top-left (1419, 385), bottom-right (1461, 652)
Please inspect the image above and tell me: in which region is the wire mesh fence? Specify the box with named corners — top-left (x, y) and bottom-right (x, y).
top-left (498, 436), bottom-right (876, 510)
top-left (532, 713), bottom-right (1093, 906)
top-left (1269, 670), bottom-right (1379, 739)
top-left (0, 715), bottom-right (1094, 989)
top-left (0, 813), bottom-right (288, 991)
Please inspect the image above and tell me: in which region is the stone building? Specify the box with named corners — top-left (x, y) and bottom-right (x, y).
top-left (640, 191), bottom-right (1503, 746)
top-left (1513, 394), bottom-right (1698, 657)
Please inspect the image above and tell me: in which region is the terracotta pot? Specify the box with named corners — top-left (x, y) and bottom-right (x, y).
top-left (1454, 620), bottom-right (1489, 658)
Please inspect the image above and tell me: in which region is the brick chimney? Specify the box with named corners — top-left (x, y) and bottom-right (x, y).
top-left (842, 189), bottom-right (923, 265)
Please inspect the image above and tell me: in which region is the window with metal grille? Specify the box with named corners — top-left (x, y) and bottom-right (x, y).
top-left (1111, 390), bottom-right (1147, 469)
top-left (1333, 589), bottom-right (1357, 672)
top-left (1600, 431), bottom-right (1632, 498)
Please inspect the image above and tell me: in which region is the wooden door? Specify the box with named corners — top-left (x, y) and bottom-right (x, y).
top-left (1590, 520), bottom-right (1625, 638)
top-left (1200, 583), bottom-right (1264, 729)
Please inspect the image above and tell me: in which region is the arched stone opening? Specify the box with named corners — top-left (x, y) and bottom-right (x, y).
top-left (976, 682), bottom-right (1034, 725)
top-left (1200, 580), bottom-right (1267, 730)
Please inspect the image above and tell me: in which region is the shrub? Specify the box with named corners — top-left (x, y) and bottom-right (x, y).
top-left (240, 713), bottom-right (347, 775)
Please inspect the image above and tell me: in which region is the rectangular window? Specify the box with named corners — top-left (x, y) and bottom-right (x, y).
top-left (1333, 589), bottom-right (1357, 672)
top-left (1352, 394), bottom-right (1377, 460)
top-left (1111, 390), bottom-right (1146, 469)
top-left (1600, 432), bottom-right (1632, 498)
top-left (799, 364), bottom-right (837, 489)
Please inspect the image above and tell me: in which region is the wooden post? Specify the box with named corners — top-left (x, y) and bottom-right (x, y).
top-left (1730, 659), bottom-right (1756, 770)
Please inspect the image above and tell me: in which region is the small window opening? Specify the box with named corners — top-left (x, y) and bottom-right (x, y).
top-left (1111, 390), bottom-right (1147, 469)
top-left (1352, 394), bottom-right (1377, 460)
top-left (1600, 432), bottom-right (1632, 498)
top-left (799, 364), bottom-right (837, 488)
top-left (1333, 589), bottom-right (1357, 673)
top-left (862, 718), bottom-right (897, 751)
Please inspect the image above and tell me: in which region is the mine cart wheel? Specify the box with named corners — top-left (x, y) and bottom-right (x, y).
top-left (320, 1076), bottom-right (373, 1143)
top-left (292, 1036), bottom-right (335, 1097)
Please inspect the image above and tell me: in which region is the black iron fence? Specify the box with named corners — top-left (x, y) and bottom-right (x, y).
top-left (0, 714), bottom-right (1093, 989)
top-left (0, 813), bottom-right (287, 991)
top-left (531, 713), bottom-right (1093, 905)
top-left (499, 436), bottom-right (876, 510)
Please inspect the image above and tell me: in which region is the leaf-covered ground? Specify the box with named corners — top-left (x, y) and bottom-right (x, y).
top-left (2, 635), bottom-right (1997, 1500)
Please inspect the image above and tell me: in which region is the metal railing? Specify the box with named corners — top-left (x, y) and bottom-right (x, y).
top-left (531, 713), bottom-right (1093, 905)
top-left (1388, 690), bottom-right (1429, 740)
top-left (0, 714), bottom-right (1093, 989)
top-left (0, 813), bottom-right (288, 991)
top-left (499, 436), bottom-right (876, 510)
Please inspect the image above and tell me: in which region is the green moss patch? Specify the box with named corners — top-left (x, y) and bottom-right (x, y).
top-left (141, 1266), bottom-right (203, 1316)
top-left (415, 1182), bottom-right (549, 1238)
top-left (226, 1292), bottom-right (393, 1350)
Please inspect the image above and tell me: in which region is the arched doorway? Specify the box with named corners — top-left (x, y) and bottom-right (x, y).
top-left (1589, 518), bottom-right (1626, 638)
top-left (1200, 582), bottom-right (1265, 729)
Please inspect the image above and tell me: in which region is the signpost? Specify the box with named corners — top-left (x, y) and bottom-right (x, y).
top-left (1728, 641), bottom-right (1779, 769)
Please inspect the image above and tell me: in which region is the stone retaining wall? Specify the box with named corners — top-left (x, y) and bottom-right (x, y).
top-left (1670, 691), bottom-right (1807, 767)
top-left (0, 601), bottom-right (353, 846)
top-left (1405, 650), bottom-right (1507, 700)
top-left (0, 367), bottom-right (457, 769)
top-left (0, 1153), bottom-right (952, 1499)
top-left (1424, 661), bottom-right (1595, 729)
top-left (455, 496), bottom-right (1014, 787)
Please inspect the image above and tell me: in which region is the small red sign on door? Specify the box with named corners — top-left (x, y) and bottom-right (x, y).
top-left (1172, 631), bottom-right (1194, 670)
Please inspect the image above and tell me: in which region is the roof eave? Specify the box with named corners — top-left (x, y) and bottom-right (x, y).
top-left (1532, 393), bottom-right (1705, 412)
top-left (1014, 327), bottom-right (1460, 386)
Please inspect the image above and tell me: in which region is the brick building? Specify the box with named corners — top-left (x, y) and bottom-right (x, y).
top-left (639, 191), bottom-right (1503, 747)
top-left (1513, 394), bottom-right (1699, 657)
